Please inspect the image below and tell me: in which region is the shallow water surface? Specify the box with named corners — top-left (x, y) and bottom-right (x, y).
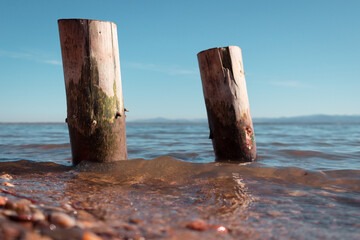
top-left (0, 122), bottom-right (359, 239)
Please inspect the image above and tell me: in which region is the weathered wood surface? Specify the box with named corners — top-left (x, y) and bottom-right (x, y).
top-left (58, 19), bottom-right (127, 165)
top-left (197, 46), bottom-right (256, 162)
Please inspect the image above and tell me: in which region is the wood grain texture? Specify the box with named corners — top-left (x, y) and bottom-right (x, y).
top-left (58, 19), bottom-right (127, 165)
top-left (197, 46), bottom-right (256, 162)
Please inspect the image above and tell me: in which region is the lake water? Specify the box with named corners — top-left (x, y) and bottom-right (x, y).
top-left (0, 121), bottom-right (359, 239)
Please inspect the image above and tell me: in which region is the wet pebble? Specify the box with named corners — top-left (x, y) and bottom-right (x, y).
top-left (1, 182), bottom-right (15, 187)
top-left (76, 219), bottom-right (96, 229)
top-left (82, 231), bottom-right (103, 240)
top-left (11, 213), bottom-right (33, 222)
top-left (62, 203), bottom-right (74, 211)
top-left (32, 211), bottom-right (46, 222)
top-left (186, 219), bottom-right (228, 233)
top-left (267, 211), bottom-right (284, 217)
top-left (212, 225), bottom-right (228, 233)
top-left (3, 209), bottom-right (18, 218)
top-left (285, 190), bottom-right (309, 197)
top-left (50, 212), bottom-right (76, 228)
top-left (76, 210), bottom-right (95, 220)
top-left (186, 219), bottom-right (209, 231)
top-left (0, 196), bottom-right (8, 206)
top-left (3, 209), bottom-right (34, 222)
top-left (33, 219), bottom-right (50, 230)
top-left (6, 199), bottom-right (32, 214)
top-left (121, 223), bottom-right (137, 231)
top-left (133, 237), bottom-right (146, 240)
top-left (23, 232), bottom-right (53, 240)
top-left (129, 218), bottom-right (143, 224)
top-left (0, 174), bottom-right (13, 180)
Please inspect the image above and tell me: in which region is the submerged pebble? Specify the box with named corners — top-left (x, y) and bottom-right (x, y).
top-left (0, 174), bottom-right (13, 180)
top-left (129, 218), bottom-right (143, 224)
top-left (186, 219), bottom-right (228, 233)
top-left (82, 231), bottom-right (103, 240)
top-left (23, 232), bottom-right (53, 240)
top-left (0, 196), bottom-right (8, 206)
top-left (1, 182), bottom-right (15, 187)
top-left (76, 219), bottom-right (96, 230)
top-left (31, 211), bottom-right (46, 222)
top-left (186, 219), bottom-right (209, 231)
top-left (49, 212), bottom-right (76, 228)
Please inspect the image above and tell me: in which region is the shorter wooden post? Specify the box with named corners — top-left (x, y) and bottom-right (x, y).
top-left (58, 19), bottom-right (127, 165)
top-left (197, 46), bottom-right (256, 162)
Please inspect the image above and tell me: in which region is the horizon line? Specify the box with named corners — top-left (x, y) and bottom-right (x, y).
top-left (1, 114), bottom-right (360, 124)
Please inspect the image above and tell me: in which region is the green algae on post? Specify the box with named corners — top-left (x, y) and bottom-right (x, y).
top-left (197, 46), bottom-right (257, 162)
top-left (58, 19), bottom-right (127, 165)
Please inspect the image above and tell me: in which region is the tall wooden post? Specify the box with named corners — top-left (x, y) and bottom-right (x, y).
top-left (58, 19), bottom-right (127, 165)
top-left (197, 46), bottom-right (256, 162)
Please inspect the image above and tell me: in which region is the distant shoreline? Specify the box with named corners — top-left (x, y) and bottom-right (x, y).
top-left (1, 114), bottom-right (360, 124)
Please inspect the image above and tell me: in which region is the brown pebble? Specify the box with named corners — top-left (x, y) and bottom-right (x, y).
top-left (6, 199), bottom-right (31, 208)
top-left (267, 211), bottom-right (283, 217)
top-left (82, 231), bottom-right (103, 240)
top-left (134, 237), bottom-right (146, 240)
top-left (122, 223), bottom-right (137, 231)
top-left (23, 231), bottom-right (53, 240)
top-left (3, 209), bottom-right (18, 218)
top-left (12, 213), bottom-right (33, 222)
top-left (3, 209), bottom-right (35, 222)
top-left (129, 218), bottom-right (143, 224)
top-left (0, 174), bottom-right (13, 180)
top-left (50, 212), bottom-right (76, 228)
top-left (6, 199), bottom-right (31, 214)
top-left (75, 210), bottom-right (94, 219)
top-left (185, 219), bottom-right (209, 231)
top-left (33, 220), bottom-right (50, 229)
top-left (2, 182), bottom-right (15, 187)
top-left (0, 196), bottom-right (8, 206)
top-left (32, 211), bottom-right (46, 221)
top-left (62, 203), bottom-right (74, 211)
top-left (76, 220), bottom-right (96, 229)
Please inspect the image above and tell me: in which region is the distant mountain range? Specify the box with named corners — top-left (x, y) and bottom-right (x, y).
top-left (253, 114), bottom-right (360, 123)
top-left (129, 115), bottom-right (360, 124)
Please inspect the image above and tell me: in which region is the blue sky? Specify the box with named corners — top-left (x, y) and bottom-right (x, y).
top-left (1, 0), bottom-right (359, 122)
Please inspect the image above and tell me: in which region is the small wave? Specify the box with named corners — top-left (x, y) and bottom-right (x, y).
top-left (2, 157), bottom-right (359, 187)
top-left (15, 143), bottom-right (70, 150)
top-left (0, 159), bottom-right (71, 174)
top-left (168, 152), bottom-right (199, 160)
top-left (269, 142), bottom-right (292, 147)
top-left (278, 149), bottom-right (340, 160)
top-left (312, 142), bottom-right (334, 147)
